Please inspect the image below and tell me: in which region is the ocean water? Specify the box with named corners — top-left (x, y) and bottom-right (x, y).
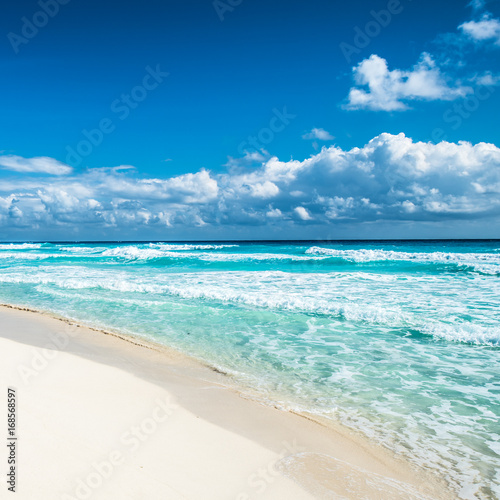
top-left (0, 240), bottom-right (499, 498)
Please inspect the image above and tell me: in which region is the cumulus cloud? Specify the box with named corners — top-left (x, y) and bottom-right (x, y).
top-left (90, 168), bottom-right (218, 204)
top-left (294, 207), bottom-right (313, 221)
top-left (302, 128), bottom-right (334, 141)
top-left (0, 155), bottom-right (72, 175)
top-left (471, 71), bottom-right (500, 86)
top-left (266, 206), bottom-right (283, 219)
top-left (345, 54), bottom-right (472, 111)
top-left (1, 133), bottom-right (500, 235)
top-left (459, 13), bottom-right (500, 45)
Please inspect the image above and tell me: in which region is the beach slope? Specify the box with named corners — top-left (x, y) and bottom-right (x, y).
top-left (0, 306), bottom-right (451, 499)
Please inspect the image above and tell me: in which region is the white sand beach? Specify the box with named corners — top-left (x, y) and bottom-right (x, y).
top-left (0, 305), bottom-right (453, 500)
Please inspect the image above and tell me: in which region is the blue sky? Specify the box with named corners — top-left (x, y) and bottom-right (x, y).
top-left (1, 0), bottom-right (500, 240)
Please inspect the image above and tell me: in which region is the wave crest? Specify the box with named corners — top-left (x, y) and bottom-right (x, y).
top-left (0, 243), bottom-right (42, 250)
top-left (306, 247), bottom-right (500, 275)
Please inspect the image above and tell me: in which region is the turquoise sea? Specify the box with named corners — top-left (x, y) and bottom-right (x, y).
top-left (0, 240), bottom-right (499, 498)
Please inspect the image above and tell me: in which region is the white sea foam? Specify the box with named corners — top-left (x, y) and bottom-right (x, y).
top-left (148, 243), bottom-right (239, 250)
top-left (0, 243), bottom-right (42, 250)
top-left (306, 247), bottom-right (500, 274)
top-left (1, 268), bottom-right (498, 345)
top-left (58, 246), bottom-right (108, 254)
top-left (0, 252), bottom-right (52, 260)
top-left (422, 322), bottom-right (500, 346)
top-left (0, 268), bottom-right (413, 325)
top-left (100, 245), bottom-right (324, 262)
top-left (101, 247), bottom-right (167, 259)
top-left (101, 243), bottom-right (239, 258)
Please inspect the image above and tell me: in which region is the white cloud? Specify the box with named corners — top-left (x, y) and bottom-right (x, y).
top-left (471, 71), bottom-right (500, 86)
top-left (459, 13), bottom-right (500, 45)
top-left (0, 155), bottom-right (72, 175)
top-left (1, 134), bottom-right (500, 235)
top-left (249, 181), bottom-right (280, 198)
top-left (294, 207), bottom-right (313, 221)
top-left (95, 168), bottom-right (218, 204)
top-left (345, 53), bottom-right (472, 111)
top-left (302, 128), bottom-right (334, 141)
top-left (469, 0), bottom-right (486, 11)
top-left (266, 207), bottom-right (283, 218)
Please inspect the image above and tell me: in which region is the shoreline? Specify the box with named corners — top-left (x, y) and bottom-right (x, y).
top-left (0, 303), bottom-right (453, 499)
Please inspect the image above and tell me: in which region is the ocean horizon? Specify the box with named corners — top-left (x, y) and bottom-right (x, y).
top-left (0, 239), bottom-right (499, 498)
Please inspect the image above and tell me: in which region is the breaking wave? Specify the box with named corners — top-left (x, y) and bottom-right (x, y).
top-left (306, 246), bottom-right (500, 275)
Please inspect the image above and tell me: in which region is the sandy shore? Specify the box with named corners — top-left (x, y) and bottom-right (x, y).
top-left (0, 305), bottom-right (453, 499)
